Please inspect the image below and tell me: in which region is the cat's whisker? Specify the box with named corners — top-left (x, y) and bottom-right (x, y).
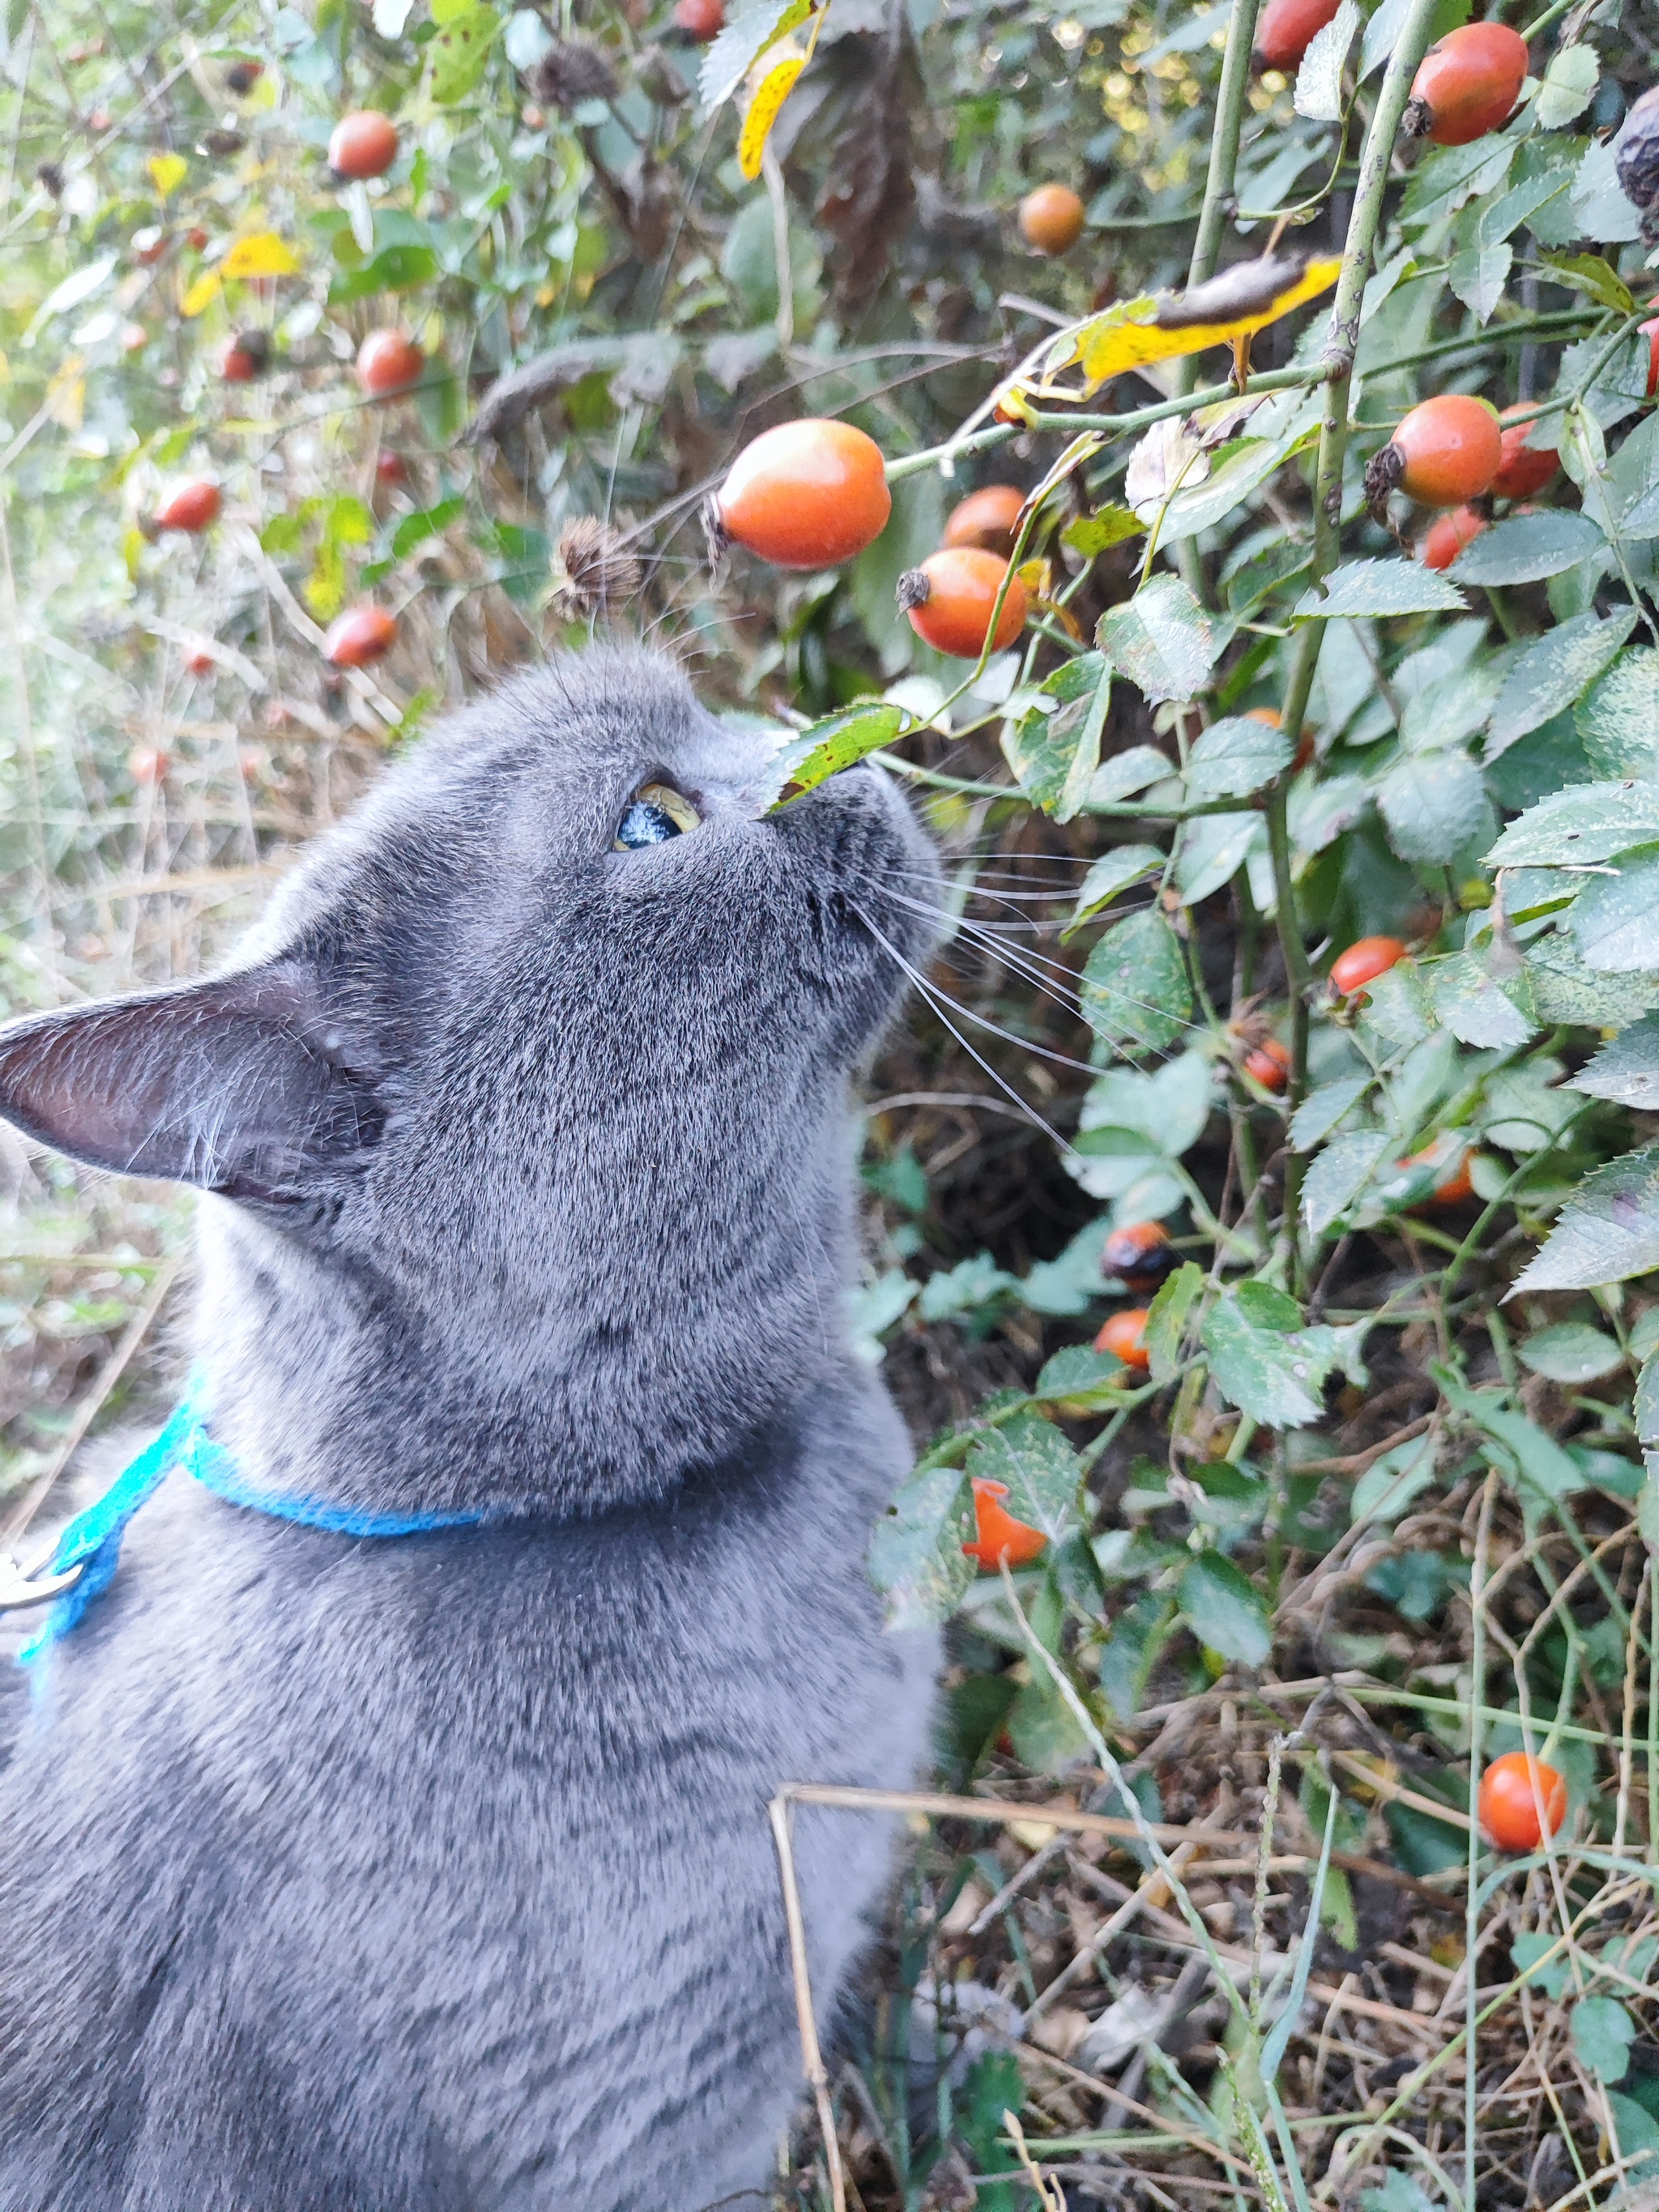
top-left (845, 899), bottom-right (1077, 1153)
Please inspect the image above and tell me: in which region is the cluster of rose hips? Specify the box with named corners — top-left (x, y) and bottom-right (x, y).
top-left (1363, 393), bottom-right (1561, 570)
top-left (1258, 2), bottom-right (1529, 149)
top-left (711, 420), bottom-right (1043, 657)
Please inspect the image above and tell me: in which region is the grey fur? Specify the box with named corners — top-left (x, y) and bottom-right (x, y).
top-left (0, 649), bottom-right (942, 2211)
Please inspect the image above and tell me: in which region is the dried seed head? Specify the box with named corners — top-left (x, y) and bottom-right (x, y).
top-left (894, 567), bottom-right (932, 612)
top-left (1363, 439), bottom-right (1405, 528)
top-left (553, 517), bottom-right (642, 615)
top-left (529, 39), bottom-right (620, 112)
top-left (702, 492), bottom-right (729, 570)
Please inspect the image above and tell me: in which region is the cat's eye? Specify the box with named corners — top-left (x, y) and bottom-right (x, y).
top-left (613, 782), bottom-right (701, 851)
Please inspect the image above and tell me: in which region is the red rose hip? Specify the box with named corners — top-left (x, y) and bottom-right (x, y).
top-left (356, 330), bottom-right (424, 398)
top-left (1422, 505), bottom-right (1486, 571)
top-left (1094, 1308), bottom-right (1151, 1373)
top-left (898, 548), bottom-right (1027, 658)
top-left (150, 479), bottom-right (222, 534)
top-left (1366, 393), bottom-right (1502, 519)
top-left (942, 484), bottom-right (1026, 559)
top-left (328, 111), bottom-right (399, 181)
top-left (1255, 0), bottom-right (1342, 71)
top-left (324, 603), bottom-right (398, 667)
top-left (1330, 936), bottom-right (1405, 998)
top-left (1478, 1752), bottom-right (1566, 1851)
top-left (711, 420), bottom-right (891, 569)
top-left (1491, 405), bottom-right (1558, 499)
top-left (1406, 23), bottom-right (1529, 147)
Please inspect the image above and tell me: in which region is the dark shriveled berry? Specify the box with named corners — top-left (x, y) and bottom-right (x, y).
top-left (1615, 86), bottom-right (1659, 241)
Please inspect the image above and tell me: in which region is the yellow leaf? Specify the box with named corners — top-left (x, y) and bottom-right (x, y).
top-left (147, 153), bottom-right (188, 199)
top-left (221, 232), bottom-right (301, 279)
top-left (181, 270), bottom-right (221, 318)
top-left (738, 53), bottom-right (806, 179)
top-left (1068, 254), bottom-right (1342, 390)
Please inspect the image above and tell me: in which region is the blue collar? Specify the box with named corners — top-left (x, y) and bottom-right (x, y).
top-left (19, 1379), bottom-right (481, 1664)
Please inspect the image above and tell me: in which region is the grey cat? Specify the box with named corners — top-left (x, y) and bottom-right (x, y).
top-left (0, 648), bottom-right (941, 2212)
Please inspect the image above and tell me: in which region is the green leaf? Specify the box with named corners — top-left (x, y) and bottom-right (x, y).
top-left (329, 241), bottom-right (441, 300)
top-left (1576, 649), bottom-right (1659, 778)
top-left (1487, 608), bottom-right (1640, 756)
top-left (1569, 1012), bottom-right (1659, 1108)
top-left (1096, 575), bottom-right (1218, 706)
top-left (1063, 504), bottom-right (1144, 557)
top-left (1352, 1434), bottom-right (1438, 1522)
top-left (1486, 776), bottom-right (1659, 867)
top-left (1535, 40), bottom-right (1598, 130)
top-left (1451, 510), bottom-right (1604, 586)
top-left (1448, 238), bottom-right (1511, 323)
top-left (968, 1413), bottom-right (1082, 1542)
top-left (1176, 1552), bottom-right (1270, 1668)
top-left (1293, 0), bottom-right (1358, 119)
top-left (1525, 931), bottom-right (1659, 1028)
top-left (1034, 1345), bottom-right (1128, 1410)
top-left (1302, 1132), bottom-right (1392, 1235)
top-left (1573, 844), bottom-right (1659, 973)
top-left (1514, 1144), bottom-right (1659, 1292)
top-left (1294, 557), bottom-right (1465, 620)
top-left (390, 495), bottom-right (465, 560)
top-left (919, 1251), bottom-right (1017, 1322)
top-left (1173, 812), bottom-right (1260, 905)
top-left (1070, 843), bottom-right (1164, 925)
top-left (1431, 950), bottom-right (1537, 1049)
top-left (1572, 1997), bottom-right (1635, 2084)
top-left (1202, 1289), bottom-right (1339, 1426)
top-left (867, 1463), bottom-right (975, 1629)
top-left (429, 1), bottom-right (501, 100)
top-left (1145, 1259), bottom-right (1203, 1384)
top-left (1087, 744), bottom-right (1174, 804)
top-left (1186, 713), bottom-right (1292, 800)
top-left (1510, 1929), bottom-right (1571, 2000)
top-left (1378, 750), bottom-right (1490, 866)
top-left (767, 704), bottom-right (906, 806)
top-left (1080, 907), bottom-right (1192, 1052)
top-left (1442, 1378), bottom-right (1584, 1500)
top-left (1520, 1323), bottom-right (1627, 1384)
top-left (1001, 651), bottom-right (1111, 820)
top-left (1290, 1076), bottom-right (1369, 1152)
top-left (1006, 1670), bottom-right (1094, 1774)
top-left (1360, 2173), bottom-right (1437, 2212)
top-left (1361, 0), bottom-right (1467, 79)
top-left (1538, 249), bottom-right (1635, 314)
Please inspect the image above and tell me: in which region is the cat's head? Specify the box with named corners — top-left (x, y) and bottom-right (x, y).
top-left (0, 649), bottom-right (940, 1515)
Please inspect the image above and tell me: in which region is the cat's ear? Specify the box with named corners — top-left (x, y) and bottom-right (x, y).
top-left (0, 961), bottom-right (385, 1204)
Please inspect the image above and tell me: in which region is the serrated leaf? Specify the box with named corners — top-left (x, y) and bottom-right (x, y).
top-left (1097, 575), bottom-right (1217, 706)
top-left (1302, 1132), bottom-right (1392, 1235)
top-left (867, 1463), bottom-right (975, 1629)
top-left (699, 0), bottom-right (814, 106)
top-left (1442, 1375), bottom-right (1584, 1499)
top-left (1290, 1076), bottom-right (1368, 1152)
top-left (1145, 1259), bottom-right (1203, 1384)
top-left (1430, 950), bottom-right (1537, 1048)
top-left (968, 1414), bottom-right (1082, 1541)
top-left (1450, 511), bottom-right (1604, 586)
top-left (1361, 0), bottom-right (1467, 79)
top-left (1203, 1291), bottom-right (1332, 1426)
top-left (1525, 932), bottom-right (1659, 1028)
top-left (1486, 775), bottom-right (1659, 867)
top-left (1294, 558), bottom-right (1466, 620)
top-left (1573, 845), bottom-right (1659, 974)
top-left (221, 231), bottom-right (301, 279)
top-left (1448, 239), bottom-right (1512, 324)
top-left (1081, 907), bottom-right (1192, 1052)
top-left (1063, 505), bottom-right (1144, 557)
top-left (1380, 750), bottom-right (1490, 866)
top-left (1569, 1013), bottom-right (1659, 1108)
top-left (1071, 843), bottom-right (1164, 925)
top-left (1187, 713), bottom-right (1293, 800)
top-left (767, 704), bottom-right (906, 807)
top-left (1637, 1352), bottom-right (1659, 1445)
top-left (1512, 1144), bottom-right (1659, 1293)
top-left (1177, 1552), bottom-right (1270, 1667)
top-left (1034, 1345), bottom-right (1128, 1410)
top-left (1293, 0), bottom-right (1358, 119)
top-left (1576, 649), bottom-right (1659, 777)
top-left (1488, 609), bottom-right (1638, 757)
top-left (1087, 744), bottom-right (1175, 805)
top-left (1520, 1323), bottom-right (1626, 1384)
top-left (1539, 249), bottom-right (1634, 315)
top-left (1002, 651), bottom-right (1111, 820)
top-left (1535, 40), bottom-right (1598, 131)
top-left (1174, 812), bottom-right (1260, 906)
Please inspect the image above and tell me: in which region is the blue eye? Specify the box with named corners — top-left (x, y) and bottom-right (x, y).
top-left (613, 782), bottom-right (701, 852)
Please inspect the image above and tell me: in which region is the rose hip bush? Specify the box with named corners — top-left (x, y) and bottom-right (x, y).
top-left (4, 0), bottom-right (1659, 2202)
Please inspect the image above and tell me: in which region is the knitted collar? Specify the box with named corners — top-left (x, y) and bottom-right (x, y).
top-left (12, 1377), bottom-right (480, 1664)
